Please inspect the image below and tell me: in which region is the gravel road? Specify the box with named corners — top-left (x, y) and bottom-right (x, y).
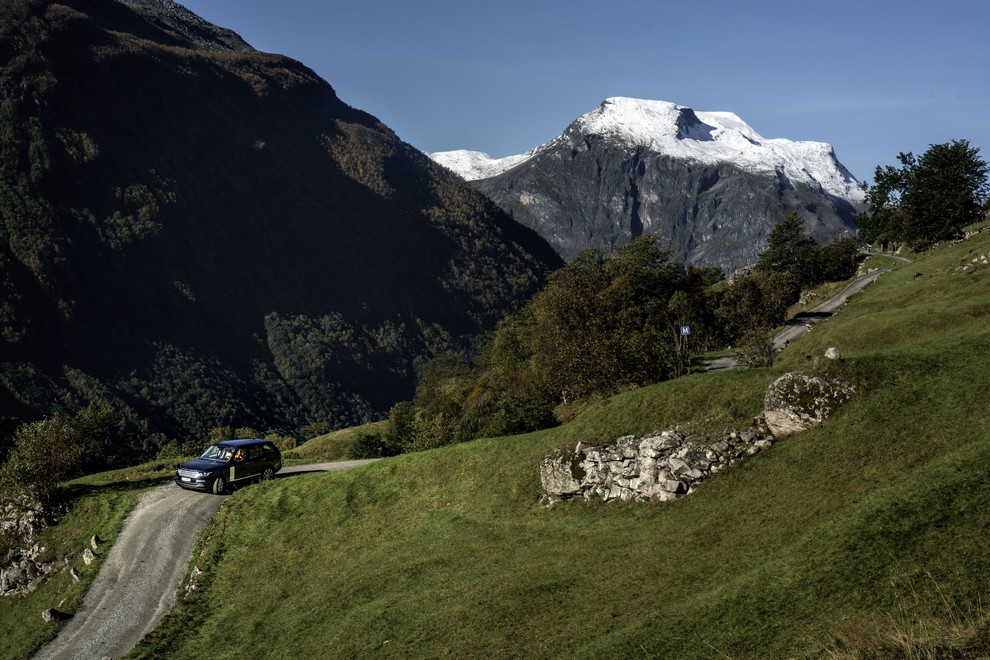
top-left (705, 254), bottom-right (910, 371)
top-left (34, 459), bottom-right (379, 660)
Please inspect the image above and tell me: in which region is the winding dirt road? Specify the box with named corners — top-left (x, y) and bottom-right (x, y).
top-left (34, 459), bottom-right (379, 660)
top-left (704, 254), bottom-right (911, 371)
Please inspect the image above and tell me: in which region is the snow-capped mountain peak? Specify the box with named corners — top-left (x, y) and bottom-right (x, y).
top-left (430, 96), bottom-right (864, 204)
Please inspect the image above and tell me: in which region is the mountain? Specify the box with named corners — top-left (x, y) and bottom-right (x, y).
top-left (0, 0), bottom-right (561, 447)
top-left (430, 97), bottom-right (865, 271)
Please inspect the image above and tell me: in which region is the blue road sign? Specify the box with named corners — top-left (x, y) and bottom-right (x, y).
top-left (680, 325), bottom-right (691, 336)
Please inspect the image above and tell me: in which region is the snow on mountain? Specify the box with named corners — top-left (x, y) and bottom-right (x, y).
top-left (430, 97), bottom-right (864, 204)
top-left (429, 149), bottom-right (535, 181)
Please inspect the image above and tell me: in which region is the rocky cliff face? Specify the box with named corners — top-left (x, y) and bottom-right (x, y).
top-left (433, 98), bottom-right (864, 272)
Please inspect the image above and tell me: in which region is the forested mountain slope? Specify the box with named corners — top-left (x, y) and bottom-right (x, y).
top-left (0, 0), bottom-right (561, 449)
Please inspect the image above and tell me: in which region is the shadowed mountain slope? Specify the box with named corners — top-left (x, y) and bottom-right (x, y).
top-left (0, 0), bottom-right (561, 446)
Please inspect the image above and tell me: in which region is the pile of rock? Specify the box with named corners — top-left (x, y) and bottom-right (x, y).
top-left (1, 496), bottom-right (60, 597)
top-left (540, 370), bottom-right (855, 504)
top-left (541, 424), bottom-right (774, 503)
top-left (1, 542), bottom-right (61, 597)
top-left (956, 249), bottom-right (990, 272)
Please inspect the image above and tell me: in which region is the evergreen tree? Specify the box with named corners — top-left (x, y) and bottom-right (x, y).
top-left (756, 212), bottom-right (822, 286)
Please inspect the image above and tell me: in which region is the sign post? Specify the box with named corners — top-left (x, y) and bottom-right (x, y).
top-left (679, 325), bottom-right (691, 373)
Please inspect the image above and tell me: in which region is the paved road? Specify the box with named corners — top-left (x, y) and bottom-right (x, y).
top-left (704, 254), bottom-right (910, 371)
top-left (34, 459), bottom-right (379, 660)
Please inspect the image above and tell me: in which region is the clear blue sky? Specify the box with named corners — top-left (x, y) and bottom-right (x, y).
top-left (181, 0), bottom-right (990, 183)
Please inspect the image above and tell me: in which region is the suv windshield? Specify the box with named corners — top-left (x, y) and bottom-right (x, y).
top-left (200, 445), bottom-right (235, 461)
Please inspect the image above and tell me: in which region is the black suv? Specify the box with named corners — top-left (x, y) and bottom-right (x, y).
top-left (175, 438), bottom-right (282, 494)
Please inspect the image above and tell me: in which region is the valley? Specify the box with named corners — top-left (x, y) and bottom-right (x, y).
top-left (1, 1), bottom-right (989, 658)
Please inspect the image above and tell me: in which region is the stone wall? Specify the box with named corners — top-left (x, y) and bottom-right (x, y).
top-left (540, 424), bottom-right (773, 504)
top-left (540, 370), bottom-right (855, 504)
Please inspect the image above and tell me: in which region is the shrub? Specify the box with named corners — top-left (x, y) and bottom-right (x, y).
top-left (734, 330), bottom-right (776, 368)
top-left (350, 432), bottom-right (385, 459)
top-left (266, 434), bottom-right (297, 453)
top-left (155, 438), bottom-right (203, 461)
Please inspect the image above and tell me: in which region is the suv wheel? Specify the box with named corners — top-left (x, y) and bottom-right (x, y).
top-left (261, 467), bottom-right (275, 481)
top-left (212, 476), bottom-right (226, 495)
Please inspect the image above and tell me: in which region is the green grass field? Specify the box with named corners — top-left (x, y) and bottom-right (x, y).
top-left (125, 230), bottom-right (990, 657)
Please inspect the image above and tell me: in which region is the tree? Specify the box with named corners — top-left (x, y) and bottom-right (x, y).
top-left (530, 237), bottom-right (685, 401)
top-left (70, 401), bottom-right (137, 473)
top-left (861, 140), bottom-right (989, 249)
top-left (716, 271), bottom-right (800, 344)
top-left (902, 140), bottom-right (989, 246)
top-left (0, 415), bottom-right (83, 505)
top-left (758, 213), bottom-right (816, 271)
top-left (756, 212), bottom-right (824, 287)
top-left (757, 212), bottom-right (861, 287)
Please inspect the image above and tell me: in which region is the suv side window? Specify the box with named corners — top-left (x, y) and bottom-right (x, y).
top-left (247, 446), bottom-right (262, 461)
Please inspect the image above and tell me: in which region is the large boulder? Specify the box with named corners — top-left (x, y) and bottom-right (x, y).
top-left (763, 372), bottom-right (855, 437)
top-left (539, 449), bottom-right (585, 496)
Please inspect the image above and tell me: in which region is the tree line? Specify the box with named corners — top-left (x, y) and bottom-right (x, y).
top-left (373, 220), bottom-right (861, 456)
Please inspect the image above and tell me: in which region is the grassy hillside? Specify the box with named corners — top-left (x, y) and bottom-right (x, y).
top-left (287, 421), bottom-right (388, 462)
top-left (128, 229), bottom-right (990, 657)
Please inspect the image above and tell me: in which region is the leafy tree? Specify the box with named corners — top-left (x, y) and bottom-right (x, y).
top-left (529, 249), bottom-right (612, 401)
top-left (818, 236), bottom-right (862, 282)
top-left (757, 212), bottom-right (861, 288)
top-left (716, 271), bottom-right (800, 344)
top-left (382, 401), bottom-right (415, 455)
top-left (861, 140), bottom-right (989, 249)
top-left (70, 401), bottom-right (137, 473)
top-left (0, 415), bottom-right (82, 505)
top-left (384, 236), bottom-right (715, 452)
top-left (529, 236), bottom-right (689, 401)
top-left (902, 140), bottom-right (989, 246)
top-left (859, 156), bottom-right (911, 247)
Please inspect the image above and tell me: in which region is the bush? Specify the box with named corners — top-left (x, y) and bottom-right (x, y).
top-left (733, 330), bottom-right (776, 368)
top-left (266, 434), bottom-right (297, 453)
top-left (302, 421), bottom-right (332, 440)
top-left (350, 432), bottom-right (385, 459)
top-left (155, 438), bottom-right (203, 461)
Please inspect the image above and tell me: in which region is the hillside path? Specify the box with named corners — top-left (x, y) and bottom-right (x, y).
top-left (34, 459), bottom-right (379, 660)
top-left (704, 254), bottom-right (911, 371)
